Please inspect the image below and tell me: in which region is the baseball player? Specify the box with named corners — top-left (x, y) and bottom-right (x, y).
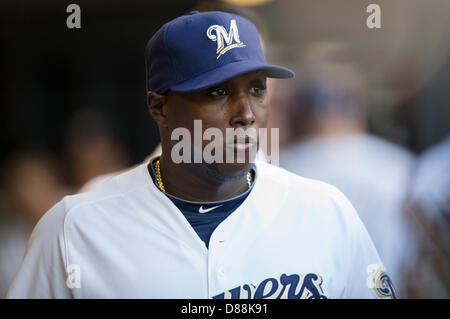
top-left (7, 11), bottom-right (396, 299)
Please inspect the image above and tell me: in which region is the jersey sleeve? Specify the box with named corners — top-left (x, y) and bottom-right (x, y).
top-left (6, 201), bottom-right (72, 298)
top-left (333, 188), bottom-right (398, 299)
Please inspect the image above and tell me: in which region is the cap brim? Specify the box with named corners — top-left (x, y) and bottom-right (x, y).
top-left (170, 60), bottom-right (294, 93)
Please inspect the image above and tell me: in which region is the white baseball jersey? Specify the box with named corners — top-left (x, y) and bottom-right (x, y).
top-left (6, 159), bottom-right (395, 299)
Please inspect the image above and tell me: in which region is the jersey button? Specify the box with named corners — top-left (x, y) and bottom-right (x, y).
top-left (218, 267), bottom-right (226, 277)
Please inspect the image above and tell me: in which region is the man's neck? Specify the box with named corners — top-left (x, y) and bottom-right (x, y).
top-left (157, 155), bottom-right (251, 202)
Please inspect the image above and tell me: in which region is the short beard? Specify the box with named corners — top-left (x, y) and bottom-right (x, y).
top-left (191, 161), bottom-right (251, 185)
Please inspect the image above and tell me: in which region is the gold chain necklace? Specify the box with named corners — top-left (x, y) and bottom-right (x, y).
top-left (153, 159), bottom-right (252, 193)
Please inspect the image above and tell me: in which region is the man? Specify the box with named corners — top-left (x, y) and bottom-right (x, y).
top-left (7, 11), bottom-right (395, 298)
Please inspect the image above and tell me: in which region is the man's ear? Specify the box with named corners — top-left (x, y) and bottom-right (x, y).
top-left (147, 91), bottom-right (168, 127)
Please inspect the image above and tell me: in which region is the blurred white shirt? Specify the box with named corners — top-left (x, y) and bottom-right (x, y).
top-left (408, 136), bottom-right (450, 298)
top-left (280, 133), bottom-right (418, 298)
top-left (410, 136), bottom-right (450, 222)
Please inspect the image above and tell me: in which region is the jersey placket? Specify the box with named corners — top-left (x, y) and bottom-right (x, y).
top-left (207, 217), bottom-right (235, 299)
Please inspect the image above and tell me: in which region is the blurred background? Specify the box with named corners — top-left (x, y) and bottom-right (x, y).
top-left (0, 0), bottom-right (449, 298)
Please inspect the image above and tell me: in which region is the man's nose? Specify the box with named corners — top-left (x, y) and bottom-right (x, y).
top-left (229, 93), bottom-right (256, 128)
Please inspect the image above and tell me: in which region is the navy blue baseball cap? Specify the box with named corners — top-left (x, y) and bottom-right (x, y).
top-left (145, 11), bottom-right (294, 94)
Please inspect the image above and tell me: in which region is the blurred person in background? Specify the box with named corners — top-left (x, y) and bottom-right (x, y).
top-left (64, 108), bottom-right (131, 189)
top-left (0, 150), bottom-right (68, 297)
top-left (405, 135), bottom-right (450, 298)
top-left (265, 78), bottom-right (298, 149)
top-left (280, 43), bottom-right (418, 298)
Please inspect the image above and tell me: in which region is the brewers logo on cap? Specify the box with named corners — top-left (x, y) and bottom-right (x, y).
top-left (207, 19), bottom-right (246, 59)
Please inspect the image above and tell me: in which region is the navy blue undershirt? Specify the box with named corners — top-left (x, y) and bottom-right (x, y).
top-left (147, 159), bottom-right (256, 248)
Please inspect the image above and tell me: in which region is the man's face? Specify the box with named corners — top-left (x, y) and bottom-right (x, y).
top-left (163, 70), bottom-right (269, 178)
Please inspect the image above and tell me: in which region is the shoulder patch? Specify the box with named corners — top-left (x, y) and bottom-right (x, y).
top-left (367, 265), bottom-right (398, 299)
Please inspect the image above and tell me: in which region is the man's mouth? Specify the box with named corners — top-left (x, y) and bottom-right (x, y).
top-left (225, 136), bottom-right (257, 151)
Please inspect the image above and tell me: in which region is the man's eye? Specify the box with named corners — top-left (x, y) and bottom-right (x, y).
top-left (249, 87), bottom-right (266, 96)
top-left (209, 88), bottom-right (228, 96)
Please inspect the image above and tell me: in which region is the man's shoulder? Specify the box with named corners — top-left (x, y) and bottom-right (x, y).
top-left (256, 162), bottom-right (363, 235)
top-left (257, 161), bottom-right (357, 221)
top-left (71, 162), bottom-right (149, 203)
top-left (258, 161), bottom-right (346, 199)
top-left (40, 162), bottom-right (153, 231)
